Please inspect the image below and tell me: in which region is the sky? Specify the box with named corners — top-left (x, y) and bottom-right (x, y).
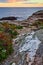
top-left (0, 0), bottom-right (43, 7)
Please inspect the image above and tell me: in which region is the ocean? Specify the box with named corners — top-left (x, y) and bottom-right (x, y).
top-left (0, 7), bottom-right (43, 20)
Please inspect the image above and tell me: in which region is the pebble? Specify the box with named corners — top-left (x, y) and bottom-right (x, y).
top-left (12, 63), bottom-right (16, 65)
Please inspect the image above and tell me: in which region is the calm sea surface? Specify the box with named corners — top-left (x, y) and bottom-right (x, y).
top-left (0, 7), bottom-right (43, 20)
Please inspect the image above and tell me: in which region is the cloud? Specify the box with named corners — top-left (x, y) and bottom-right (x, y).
top-left (0, 0), bottom-right (43, 3)
top-left (8, 0), bottom-right (24, 2)
top-left (7, 0), bottom-right (43, 3)
top-left (0, 3), bottom-right (43, 7)
top-left (0, 0), bottom-right (43, 7)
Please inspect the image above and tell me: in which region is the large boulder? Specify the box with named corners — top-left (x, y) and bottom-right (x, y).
top-left (0, 16), bottom-right (17, 20)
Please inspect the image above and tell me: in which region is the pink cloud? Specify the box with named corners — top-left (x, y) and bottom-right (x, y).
top-left (8, 0), bottom-right (25, 2)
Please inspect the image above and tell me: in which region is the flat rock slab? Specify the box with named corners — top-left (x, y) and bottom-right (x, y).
top-left (35, 29), bottom-right (43, 41)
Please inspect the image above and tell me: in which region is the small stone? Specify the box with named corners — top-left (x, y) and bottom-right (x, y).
top-left (12, 63), bottom-right (16, 65)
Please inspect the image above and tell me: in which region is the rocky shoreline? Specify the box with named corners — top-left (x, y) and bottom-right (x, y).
top-left (31, 29), bottom-right (43, 65)
top-left (0, 10), bottom-right (43, 65)
top-left (0, 16), bottom-right (17, 20)
top-left (0, 33), bottom-right (27, 65)
top-left (0, 10), bottom-right (43, 27)
top-left (0, 29), bottom-right (43, 65)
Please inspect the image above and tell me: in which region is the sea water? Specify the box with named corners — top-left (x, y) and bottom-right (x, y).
top-left (0, 7), bottom-right (43, 21)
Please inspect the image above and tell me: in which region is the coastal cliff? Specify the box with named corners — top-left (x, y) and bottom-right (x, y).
top-left (0, 10), bottom-right (43, 65)
top-left (27, 10), bottom-right (43, 23)
top-left (21, 10), bottom-right (43, 27)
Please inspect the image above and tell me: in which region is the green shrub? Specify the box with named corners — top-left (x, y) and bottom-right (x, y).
top-left (0, 22), bottom-right (19, 62)
top-left (40, 26), bottom-right (43, 29)
top-left (8, 29), bottom-right (18, 38)
top-left (0, 32), bottom-right (13, 62)
top-left (16, 25), bottom-right (23, 29)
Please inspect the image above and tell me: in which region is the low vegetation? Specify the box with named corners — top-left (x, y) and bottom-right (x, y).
top-left (0, 22), bottom-right (23, 62)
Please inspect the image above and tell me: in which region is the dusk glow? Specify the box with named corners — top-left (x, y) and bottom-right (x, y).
top-left (0, 0), bottom-right (43, 7)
